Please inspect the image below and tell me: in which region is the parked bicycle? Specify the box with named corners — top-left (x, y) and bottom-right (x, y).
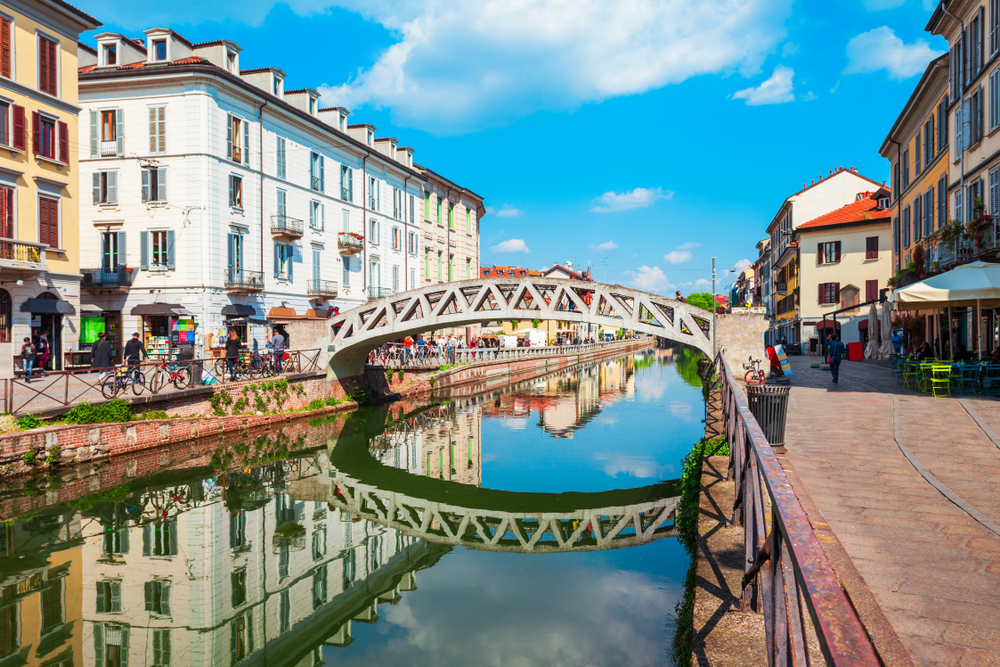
top-left (152, 359), bottom-right (192, 392)
top-left (101, 365), bottom-right (146, 398)
top-left (743, 356), bottom-right (766, 386)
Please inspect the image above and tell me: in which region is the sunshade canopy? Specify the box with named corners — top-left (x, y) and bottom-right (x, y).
top-left (131, 303), bottom-right (183, 316)
top-left (222, 304), bottom-right (256, 317)
top-left (892, 261), bottom-right (1000, 310)
top-left (21, 298), bottom-right (74, 314)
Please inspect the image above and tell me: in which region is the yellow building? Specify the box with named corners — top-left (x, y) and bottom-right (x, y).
top-left (0, 0), bottom-right (99, 377)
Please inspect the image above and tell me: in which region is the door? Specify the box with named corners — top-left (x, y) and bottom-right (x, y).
top-left (312, 247), bottom-right (321, 286)
top-left (228, 233), bottom-right (243, 282)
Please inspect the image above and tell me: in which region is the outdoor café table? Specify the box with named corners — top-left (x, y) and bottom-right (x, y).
top-left (980, 363), bottom-right (1000, 396)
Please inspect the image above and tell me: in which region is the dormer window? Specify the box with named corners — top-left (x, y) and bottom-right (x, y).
top-left (366, 129), bottom-right (373, 146)
top-left (102, 43), bottom-right (117, 66)
top-left (152, 39), bottom-right (167, 61)
top-left (878, 197), bottom-right (889, 209)
top-left (273, 77), bottom-right (282, 96)
top-left (227, 50), bottom-right (237, 73)
top-left (308, 97), bottom-right (316, 114)
top-left (339, 115), bottom-right (346, 132)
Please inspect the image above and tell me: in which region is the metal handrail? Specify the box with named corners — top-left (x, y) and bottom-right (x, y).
top-left (307, 279), bottom-right (339, 297)
top-left (225, 267), bottom-right (264, 290)
top-left (270, 215), bottom-right (304, 236)
top-left (366, 286), bottom-right (393, 300)
top-left (337, 232), bottom-right (364, 250)
top-left (716, 351), bottom-right (879, 666)
top-left (81, 267), bottom-right (136, 288)
top-left (367, 338), bottom-right (647, 369)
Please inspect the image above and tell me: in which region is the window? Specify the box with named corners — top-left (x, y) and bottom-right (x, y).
top-left (148, 106), bottom-right (166, 153)
top-left (309, 96), bottom-right (316, 114)
top-left (274, 243), bottom-right (293, 279)
top-left (38, 196), bottom-right (58, 248)
top-left (408, 231), bottom-right (417, 254)
top-left (143, 518), bottom-right (177, 556)
top-left (448, 202), bottom-right (454, 229)
top-left (41, 577), bottom-right (63, 635)
top-left (392, 187), bottom-right (400, 219)
top-left (38, 34), bottom-right (57, 96)
top-left (226, 50), bottom-right (236, 73)
top-left (937, 98), bottom-right (948, 154)
top-left (95, 623), bottom-right (130, 667)
top-left (956, 190), bottom-right (964, 223)
top-left (0, 18), bottom-right (10, 80)
top-left (369, 176), bottom-right (378, 209)
top-left (276, 136), bottom-right (286, 179)
top-left (312, 566), bottom-right (327, 611)
top-left (392, 265), bottom-right (399, 292)
top-left (992, 168), bottom-right (1000, 216)
top-left (424, 249), bottom-right (429, 278)
top-left (409, 267), bottom-right (415, 289)
top-left (437, 196), bottom-right (442, 224)
top-left (466, 257), bottom-right (472, 279)
top-left (816, 241), bottom-right (840, 265)
top-left (819, 283), bottom-right (840, 305)
top-left (311, 524), bottom-right (326, 560)
top-left (93, 108), bottom-right (123, 157)
top-left (448, 254), bottom-right (454, 280)
top-left (924, 117), bottom-right (934, 167)
top-left (230, 510), bottom-right (246, 548)
top-left (33, 112), bottom-right (56, 159)
top-left (865, 236), bottom-right (879, 260)
top-left (893, 216), bottom-right (899, 254)
top-left (230, 612), bottom-right (252, 665)
top-left (938, 174), bottom-right (947, 229)
top-left (914, 194), bottom-right (922, 240)
top-left (279, 591), bottom-right (290, 634)
top-left (437, 251), bottom-right (442, 280)
top-left (369, 218), bottom-right (379, 245)
top-left (866, 279), bottom-right (879, 303)
top-left (310, 201), bottom-right (323, 230)
top-left (392, 226), bottom-right (401, 250)
top-left (152, 39), bottom-right (167, 61)
top-left (93, 170), bottom-right (118, 205)
top-left (924, 189), bottom-right (934, 238)
top-left (335, 168), bottom-right (350, 206)
top-left (903, 205), bottom-right (911, 247)
top-left (273, 77), bottom-right (281, 96)
top-left (424, 190), bottom-right (430, 219)
top-left (101, 231), bottom-right (122, 271)
top-left (914, 130), bottom-right (921, 177)
top-left (144, 579), bottom-right (171, 616)
top-left (312, 246), bottom-right (321, 284)
top-left (96, 580), bottom-right (122, 613)
top-left (230, 175), bottom-right (243, 208)
top-left (142, 168), bottom-right (167, 203)
top-left (342, 255), bottom-right (350, 287)
top-left (409, 194), bottom-right (415, 224)
top-left (152, 629), bottom-right (171, 667)
top-left (231, 569), bottom-right (247, 608)
top-left (901, 150), bottom-right (909, 190)
top-left (0, 101), bottom-right (8, 146)
top-left (278, 543), bottom-right (290, 580)
top-left (149, 230), bottom-right (171, 269)
top-left (227, 114), bottom-right (248, 164)
top-left (972, 87), bottom-right (984, 145)
top-left (310, 152), bottom-right (324, 192)
top-left (466, 206), bottom-right (471, 232)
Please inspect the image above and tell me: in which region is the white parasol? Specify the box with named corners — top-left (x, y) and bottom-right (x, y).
top-left (879, 303), bottom-right (894, 359)
top-left (865, 303), bottom-right (879, 359)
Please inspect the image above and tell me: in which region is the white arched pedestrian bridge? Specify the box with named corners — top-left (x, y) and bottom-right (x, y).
top-left (329, 278), bottom-right (714, 377)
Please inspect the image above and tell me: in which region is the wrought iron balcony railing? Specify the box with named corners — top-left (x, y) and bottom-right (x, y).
top-left (366, 286), bottom-right (393, 300)
top-left (225, 267), bottom-right (264, 291)
top-left (308, 280), bottom-right (339, 297)
top-left (81, 267), bottom-right (135, 289)
top-left (0, 239), bottom-right (46, 269)
top-left (338, 232), bottom-right (364, 254)
top-left (271, 215), bottom-right (304, 237)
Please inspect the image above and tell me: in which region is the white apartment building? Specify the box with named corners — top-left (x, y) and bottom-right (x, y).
top-left (75, 28), bottom-right (431, 360)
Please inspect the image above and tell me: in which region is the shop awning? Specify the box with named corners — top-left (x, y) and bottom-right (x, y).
top-left (130, 303), bottom-right (184, 316)
top-left (267, 307), bottom-right (297, 319)
top-left (20, 298), bottom-right (75, 315)
top-left (79, 304), bottom-right (104, 315)
top-left (814, 320), bottom-right (842, 331)
top-left (223, 304), bottom-right (257, 317)
top-left (891, 260), bottom-right (1000, 310)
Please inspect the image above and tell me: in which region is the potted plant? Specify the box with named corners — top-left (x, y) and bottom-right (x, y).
top-left (932, 259), bottom-right (941, 272)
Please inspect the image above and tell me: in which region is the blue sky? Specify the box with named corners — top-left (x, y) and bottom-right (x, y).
top-left (83, 0), bottom-right (947, 295)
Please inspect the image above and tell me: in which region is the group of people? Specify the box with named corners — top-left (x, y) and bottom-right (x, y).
top-left (223, 327), bottom-right (287, 381)
top-left (18, 333), bottom-right (51, 382)
top-left (87, 331), bottom-right (153, 380)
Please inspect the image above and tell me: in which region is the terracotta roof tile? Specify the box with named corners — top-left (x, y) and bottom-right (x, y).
top-left (797, 192), bottom-right (893, 230)
top-left (123, 37), bottom-right (147, 53)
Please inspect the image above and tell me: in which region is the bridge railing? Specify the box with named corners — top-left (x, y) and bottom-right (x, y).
top-left (366, 338), bottom-right (648, 369)
top-left (716, 350), bottom-right (879, 666)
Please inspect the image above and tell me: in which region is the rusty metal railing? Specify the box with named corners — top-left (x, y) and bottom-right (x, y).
top-left (716, 351), bottom-right (879, 666)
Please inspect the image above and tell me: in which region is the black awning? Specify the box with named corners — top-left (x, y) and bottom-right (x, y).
top-left (130, 303), bottom-right (184, 316)
top-left (20, 298), bottom-right (75, 315)
top-left (222, 304), bottom-right (257, 317)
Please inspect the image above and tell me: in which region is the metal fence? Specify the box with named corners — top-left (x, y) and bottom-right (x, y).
top-left (2, 349), bottom-right (323, 416)
top-left (716, 351), bottom-right (879, 666)
top-left (367, 339), bottom-right (647, 369)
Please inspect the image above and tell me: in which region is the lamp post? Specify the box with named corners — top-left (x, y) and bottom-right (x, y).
top-left (712, 257), bottom-right (716, 359)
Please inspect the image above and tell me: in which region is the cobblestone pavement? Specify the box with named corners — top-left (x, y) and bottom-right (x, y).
top-left (783, 358), bottom-right (1000, 667)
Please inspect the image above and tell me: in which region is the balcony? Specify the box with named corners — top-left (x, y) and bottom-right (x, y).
top-left (308, 279), bottom-right (339, 298)
top-left (366, 286), bottom-right (393, 300)
top-left (338, 232), bottom-right (364, 255)
top-left (341, 187), bottom-right (350, 201)
top-left (99, 140), bottom-right (118, 157)
top-left (81, 266), bottom-right (135, 290)
top-left (271, 215), bottom-right (304, 238)
top-left (776, 282), bottom-right (787, 295)
top-left (224, 267), bottom-right (264, 292)
top-left (311, 176), bottom-right (323, 192)
top-left (0, 239), bottom-right (46, 274)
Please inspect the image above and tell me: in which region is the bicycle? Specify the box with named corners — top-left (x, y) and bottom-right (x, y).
top-left (152, 359), bottom-right (192, 391)
top-left (743, 356), bottom-right (766, 386)
top-left (101, 364), bottom-right (146, 398)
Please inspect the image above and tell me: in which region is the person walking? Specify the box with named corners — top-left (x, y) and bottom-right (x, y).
top-left (91, 332), bottom-right (113, 379)
top-left (36, 333), bottom-right (50, 374)
top-left (20, 337), bottom-right (34, 381)
top-left (123, 332), bottom-right (147, 382)
top-left (271, 327), bottom-right (286, 373)
top-left (828, 333), bottom-right (846, 384)
top-left (225, 328), bottom-right (241, 381)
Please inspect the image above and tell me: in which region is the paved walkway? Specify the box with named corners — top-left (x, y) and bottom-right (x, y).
top-left (783, 357), bottom-right (1000, 667)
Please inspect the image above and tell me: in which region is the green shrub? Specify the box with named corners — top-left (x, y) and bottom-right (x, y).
top-left (308, 398), bottom-right (324, 411)
top-left (63, 399), bottom-right (133, 425)
top-left (17, 415), bottom-right (40, 430)
top-left (324, 396), bottom-right (339, 407)
top-left (21, 449), bottom-right (37, 465)
top-left (397, 370), bottom-right (404, 382)
top-left (44, 446), bottom-right (60, 465)
top-left (137, 410), bottom-right (168, 421)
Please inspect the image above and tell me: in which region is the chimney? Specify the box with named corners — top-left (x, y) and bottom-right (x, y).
top-left (811, 179), bottom-right (815, 185)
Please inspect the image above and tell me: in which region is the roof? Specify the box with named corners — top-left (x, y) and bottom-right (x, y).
top-left (879, 53), bottom-right (949, 156)
top-left (49, 0), bottom-right (101, 27)
top-left (192, 39), bottom-right (238, 49)
top-left (347, 123), bottom-right (375, 129)
top-left (543, 264), bottom-right (592, 281)
top-left (415, 163), bottom-right (485, 203)
top-left (796, 191), bottom-right (893, 231)
top-left (480, 265), bottom-right (543, 277)
top-left (318, 106), bottom-right (350, 113)
top-left (123, 37), bottom-right (147, 53)
top-left (284, 88), bottom-right (318, 95)
top-left (240, 67), bottom-right (285, 76)
top-left (78, 41), bottom-right (97, 55)
top-left (79, 56), bottom-right (212, 74)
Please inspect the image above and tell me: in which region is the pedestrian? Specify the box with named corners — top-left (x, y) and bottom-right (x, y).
top-left (91, 332), bottom-right (113, 379)
top-left (123, 332), bottom-right (147, 382)
top-left (20, 337), bottom-right (34, 381)
top-left (36, 333), bottom-right (50, 373)
top-left (827, 333), bottom-right (846, 384)
top-left (225, 328), bottom-right (241, 381)
top-left (271, 327), bottom-right (285, 373)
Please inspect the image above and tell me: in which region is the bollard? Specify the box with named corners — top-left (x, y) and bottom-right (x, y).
top-left (746, 385), bottom-right (790, 449)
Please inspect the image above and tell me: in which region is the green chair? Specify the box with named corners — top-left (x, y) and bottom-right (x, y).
top-left (916, 362), bottom-right (935, 392)
top-left (953, 363), bottom-right (980, 396)
top-left (901, 361), bottom-right (920, 389)
top-left (930, 365), bottom-right (952, 397)
top-left (981, 364), bottom-right (1000, 396)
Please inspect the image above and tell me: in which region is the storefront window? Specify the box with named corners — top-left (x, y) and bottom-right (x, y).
top-left (0, 289), bottom-right (9, 343)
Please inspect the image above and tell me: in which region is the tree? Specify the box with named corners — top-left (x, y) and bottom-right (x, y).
top-left (685, 292), bottom-right (716, 312)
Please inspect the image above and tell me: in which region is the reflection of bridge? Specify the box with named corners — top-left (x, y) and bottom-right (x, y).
top-left (329, 278), bottom-right (713, 376)
top-left (327, 471), bottom-right (678, 553)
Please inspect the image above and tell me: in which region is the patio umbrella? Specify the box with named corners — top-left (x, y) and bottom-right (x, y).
top-left (865, 303), bottom-right (879, 359)
top-left (879, 303), bottom-right (894, 359)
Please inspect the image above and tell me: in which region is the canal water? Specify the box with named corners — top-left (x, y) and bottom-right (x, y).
top-left (0, 346), bottom-right (706, 667)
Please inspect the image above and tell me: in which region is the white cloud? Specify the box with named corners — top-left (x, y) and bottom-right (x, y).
top-left (590, 241), bottom-right (618, 251)
top-left (492, 205), bottom-right (523, 218)
top-left (591, 187), bottom-right (673, 213)
top-left (625, 266), bottom-right (672, 294)
top-left (781, 42), bottom-right (799, 57)
top-left (844, 27), bottom-right (944, 81)
top-left (830, 81), bottom-right (841, 94)
top-left (593, 453), bottom-right (666, 479)
top-left (732, 65), bottom-right (795, 105)
top-left (693, 278), bottom-right (711, 287)
top-left (733, 258), bottom-right (753, 272)
top-left (664, 242), bottom-right (700, 265)
top-left (861, 0), bottom-right (905, 9)
top-left (490, 238), bottom-right (530, 254)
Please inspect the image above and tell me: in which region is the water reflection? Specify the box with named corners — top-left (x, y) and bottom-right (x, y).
top-left (0, 347), bottom-right (701, 666)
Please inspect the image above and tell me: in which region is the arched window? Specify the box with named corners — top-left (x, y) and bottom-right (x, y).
top-left (0, 290), bottom-right (10, 343)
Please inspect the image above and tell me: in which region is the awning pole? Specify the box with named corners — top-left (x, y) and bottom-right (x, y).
top-left (978, 299), bottom-right (983, 360)
top-left (947, 307), bottom-right (953, 360)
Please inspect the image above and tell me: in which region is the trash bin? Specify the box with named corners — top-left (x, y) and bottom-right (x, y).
top-left (746, 384), bottom-right (790, 448)
top-left (176, 346), bottom-right (202, 386)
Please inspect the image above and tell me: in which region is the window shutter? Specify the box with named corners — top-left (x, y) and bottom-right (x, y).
top-left (819, 283), bottom-right (825, 304)
top-left (140, 231), bottom-right (149, 270)
top-left (226, 114), bottom-right (233, 160)
top-left (143, 524), bottom-right (151, 556)
top-left (157, 107), bottom-right (165, 152)
top-left (58, 121), bottom-right (68, 163)
top-left (93, 172), bottom-right (101, 204)
top-left (38, 35), bottom-right (49, 94)
top-left (244, 119), bottom-right (250, 165)
top-left (288, 246), bottom-right (293, 281)
top-left (169, 522), bottom-right (177, 555)
top-left (273, 243), bottom-right (279, 277)
top-left (148, 107), bottom-right (156, 153)
top-left (117, 231), bottom-right (126, 267)
top-left (228, 176), bottom-right (234, 207)
top-left (963, 98), bottom-right (972, 149)
top-left (144, 581), bottom-right (153, 610)
top-left (834, 241), bottom-right (841, 262)
top-left (319, 156), bottom-right (325, 192)
top-left (158, 168), bottom-right (167, 202)
top-left (96, 583), bottom-right (106, 613)
top-left (115, 109), bottom-right (124, 156)
top-left (141, 169), bottom-right (150, 202)
top-left (166, 230), bottom-right (175, 269)
top-left (107, 170), bottom-right (117, 205)
top-left (90, 110), bottom-right (98, 158)
top-left (227, 234), bottom-right (235, 269)
top-left (0, 18), bottom-right (9, 79)
top-left (817, 243), bottom-right (823, 265)
top-left (12, 105), bottom-right (24, 151)
top-left (348, 168), bottom-right (353, 202)
top-left (321, 203), bottom-right (325, 230)
top-left (32, 111), bottom-right (39, 155)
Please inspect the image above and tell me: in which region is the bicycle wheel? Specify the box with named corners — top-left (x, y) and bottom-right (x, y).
top-left (214, 358), bottom-right (229, 381)
top-left (172, 365), bottom-right (192, 389)
top-left (101, 376), bottom-right (119, 399)
top-left (745, 370), bottom-right (760, 385)
top-left (284, 355), bottom-right (299, 374)
top-left (131, 372), bottom-right (146, 396)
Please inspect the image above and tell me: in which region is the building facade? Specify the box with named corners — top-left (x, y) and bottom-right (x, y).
top-left (0, 0), bottom-right (100, 377)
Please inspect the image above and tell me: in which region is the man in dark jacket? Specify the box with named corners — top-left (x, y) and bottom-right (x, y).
top-left (225, 328), bottom-right (242, 381)
top-left (828, 333), bottom-right (846, 384)
top-left (91, 333), bottom-right (114, 378)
